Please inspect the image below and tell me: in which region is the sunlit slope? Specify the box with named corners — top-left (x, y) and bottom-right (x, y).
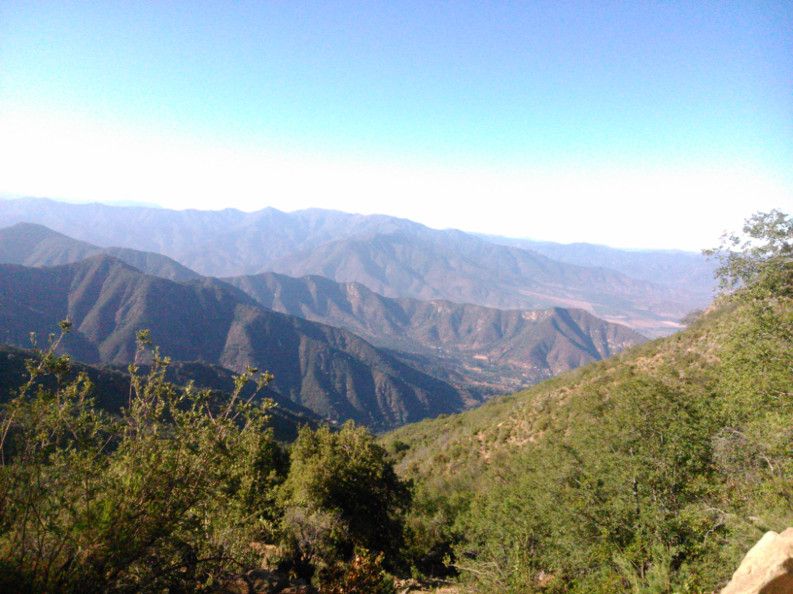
top-left (383, 265), bottom-right (791, 591)
top-left (384, 299), bottom-right (738, 480)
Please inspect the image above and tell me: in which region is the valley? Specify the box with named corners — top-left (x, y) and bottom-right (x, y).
top-left (0, 213), bottom-right (656, 419)
top-left (0, 200), bottom-right (787, 593)
top-left (224, 271), bottom-right (646, 395)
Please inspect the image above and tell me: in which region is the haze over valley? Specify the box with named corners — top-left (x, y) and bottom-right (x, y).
top-left (0, 198), bottom-right (714, 337)
top-left (0, 207), bottom-right (660, 425)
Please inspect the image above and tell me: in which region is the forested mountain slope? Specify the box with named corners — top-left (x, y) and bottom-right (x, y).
top-left (0, 256), bottom-right (470, 428)
top-left (383, 259), bottom-right (792, 592)
top-left (226, 271), bottom-right (645, 394)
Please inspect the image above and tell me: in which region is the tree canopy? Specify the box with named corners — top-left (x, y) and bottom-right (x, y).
top-left (705, 209), bottom-right (792, 291)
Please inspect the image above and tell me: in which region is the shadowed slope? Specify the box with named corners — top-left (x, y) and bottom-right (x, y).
top-left (0, 256), bottom-right (470, 429)
top-left (226, 271), bottom-right (646, 394)
top-left (0, 222), bottom-right (200, 281)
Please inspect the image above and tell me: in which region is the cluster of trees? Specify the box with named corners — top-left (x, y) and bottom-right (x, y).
top-left (0, 330), bottom-right (407, 592)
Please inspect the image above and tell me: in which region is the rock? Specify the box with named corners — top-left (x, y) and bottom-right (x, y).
top-left (721, 527), bottom-right (793, 594)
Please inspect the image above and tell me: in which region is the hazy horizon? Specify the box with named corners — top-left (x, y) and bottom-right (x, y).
top-left (0, 193), bottom-right (717, 254)
top-left (1, 2), bottom-right (791, 250)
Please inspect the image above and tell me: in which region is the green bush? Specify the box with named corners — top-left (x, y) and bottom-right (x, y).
top-left (279, 422), bottom-right (411, 578)
top-left (0, 329), bottom-right (285, 592)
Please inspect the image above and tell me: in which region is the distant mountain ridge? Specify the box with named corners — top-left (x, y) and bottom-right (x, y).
top-left (0, 221), bottom-right (648, 396)
top-left (0, 256), bottom-right (472, 429)
top-left (0, 198), bottom-right (713, 336)
top-left (0, 198), bottom-right (421, 276)
top-left (225, 271), bottom-right (646, 394)
top-left (479, 233), bottom-right (717, 297)
top-left (0, 222), bottom-right (200, 281)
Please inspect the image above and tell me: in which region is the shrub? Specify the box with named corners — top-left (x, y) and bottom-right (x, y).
top-left (279, 422), bottom-right (411, 576)
top-left (317, 549), bottom-right (395, 594)
top-left (0, 328), bottom-right (285, 592)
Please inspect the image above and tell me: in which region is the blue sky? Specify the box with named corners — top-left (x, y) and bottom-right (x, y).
top-left (1, 1), bottom-right (791, 249)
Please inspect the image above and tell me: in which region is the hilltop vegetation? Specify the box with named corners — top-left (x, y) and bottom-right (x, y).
top-left (383, 212), bottom-right (792, 592)
top-left (0, 343), bottom-right (321, 442)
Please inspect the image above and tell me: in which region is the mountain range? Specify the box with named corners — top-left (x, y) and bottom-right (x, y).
top-left (0, 256), bottom-right (472, 429)
top-left (224, 271), bottom-right (645, 394)
top-left (0, 222), bottom-right (647, 397)
top-left (0, 198), bottom-right (715, 336)
top-left (0, 198), bottom-right (716, 431)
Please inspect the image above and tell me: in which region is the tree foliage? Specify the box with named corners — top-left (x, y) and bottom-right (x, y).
top-left (704, 209), bottom-right (792, 291)
top-left (0, 329), bottom-right (285, 592)
top-left (279, 423), bottom-right (410, 576)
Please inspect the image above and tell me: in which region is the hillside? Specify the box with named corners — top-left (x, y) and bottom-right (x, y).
top-left (481, 234), bottom-right (717, 297)
top-left (0, 256), bottom-right (472, 429)
top-left (0, 222), bottom-right (200, 282)
top-left (0, 344), bottom-right (321, 441)
top-left (0, 198), bottom-right (710, 336)
top-left (225, 271), bottom-right (646, 394)
top-left (383, 261), bottom-right (792, 592)
top-left (266, 230), bottom-right (691, 337)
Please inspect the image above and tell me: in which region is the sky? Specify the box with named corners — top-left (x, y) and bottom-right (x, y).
top-left (0, 1), bottom-right (791, 250)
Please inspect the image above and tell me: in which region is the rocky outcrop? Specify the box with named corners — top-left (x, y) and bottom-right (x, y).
top-left (721, 528), bottom-right (793, 594)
